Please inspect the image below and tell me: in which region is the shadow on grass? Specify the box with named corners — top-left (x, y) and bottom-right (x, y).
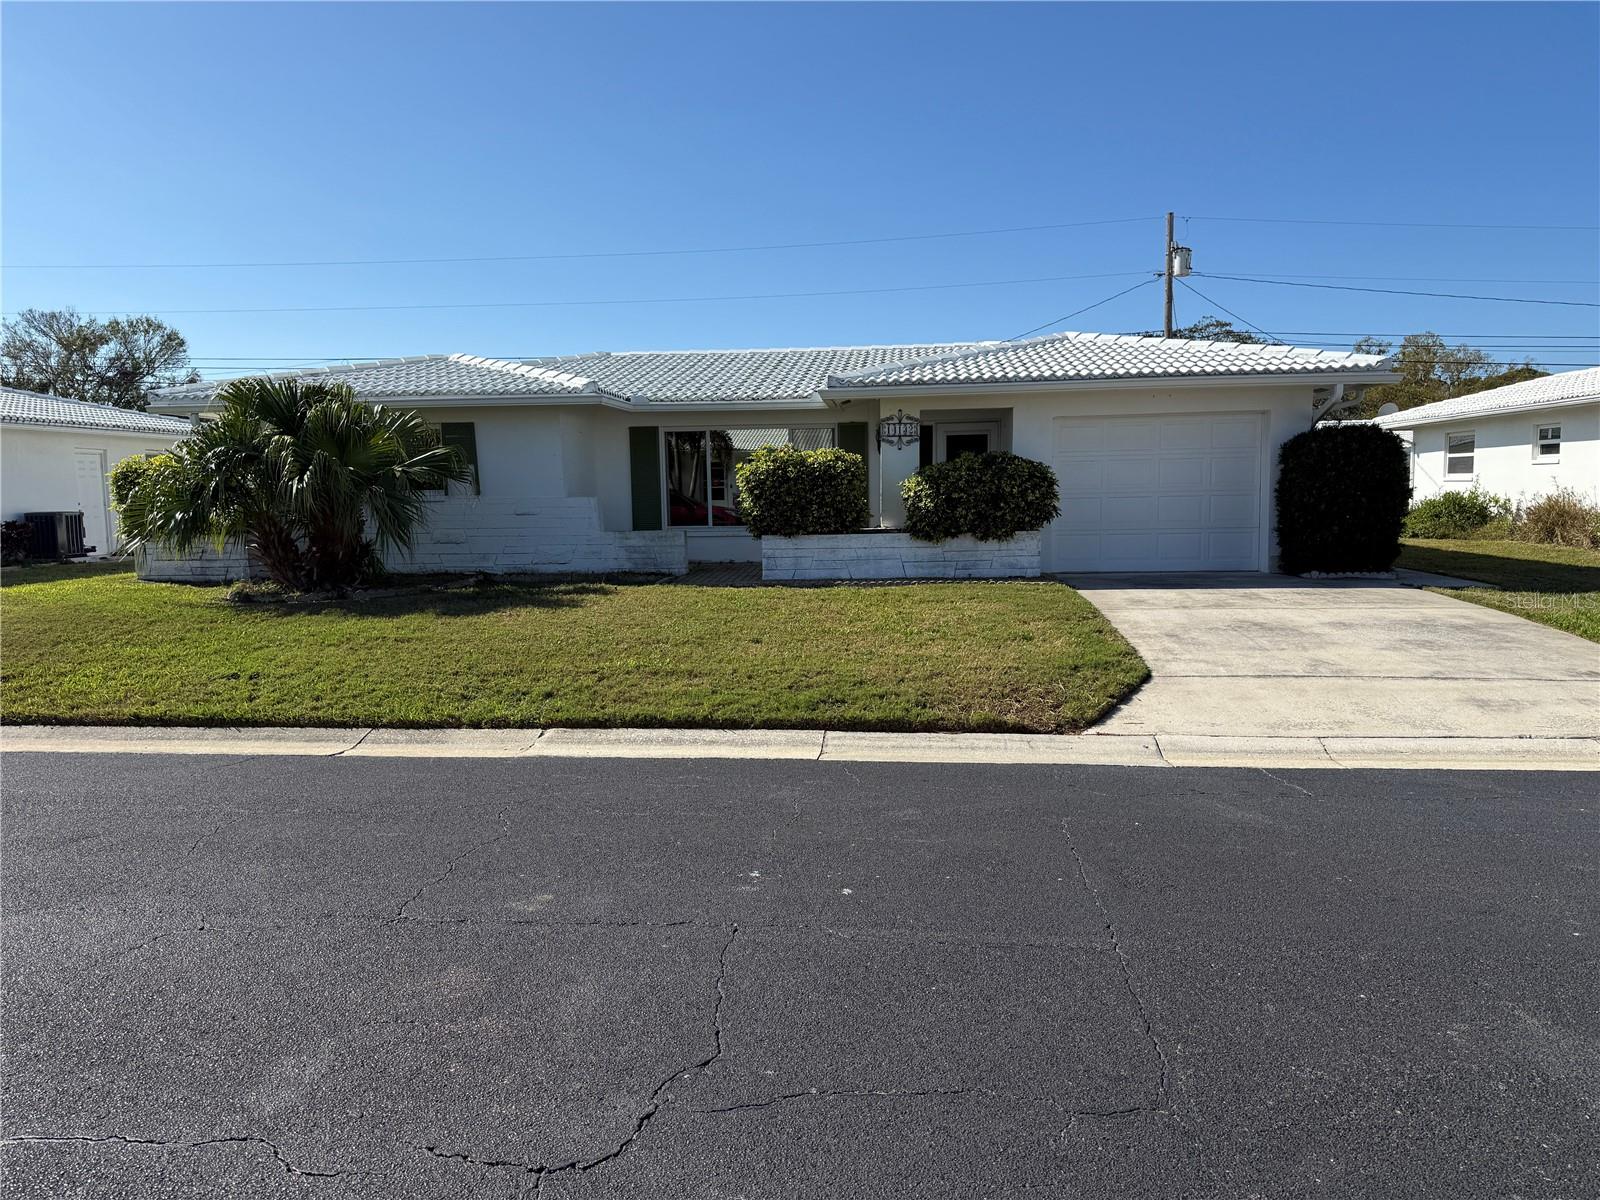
top-left (1398, 545), bottom-right (1600, 594)
top-left (240, 578), bottom-right (624, 618)
top-left (0, 560), bottom-right (135, 587)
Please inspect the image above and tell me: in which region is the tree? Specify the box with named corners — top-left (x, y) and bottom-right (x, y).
top-left (115, 377), bottom-right (472, 590)
top-left (1136, 316), bottom-right (1264, 344)
top-left (0, 308), bottom-right (198, 410)
top-left (1348, 332), bottom-right (1546, 418)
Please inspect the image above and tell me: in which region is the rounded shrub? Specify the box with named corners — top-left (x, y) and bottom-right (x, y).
top-left (1402, 488), bottom-right (1511, 539)
top-left (108, 453), bottom-right (175, 510)
top-left (1275, 424), bottom-right (1411, 574)
top-left (901, 451), bottom-right (1060, 543)
top-left (734, 445), bottom-right (869, 537)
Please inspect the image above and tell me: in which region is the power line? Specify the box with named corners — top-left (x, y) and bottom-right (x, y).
top-left (1217, 271), bottom-right (1599, 286)
top-left (0, 270), bottom-right (1154, 318)
top-left (0, 216), bottom-right (1156, 270)
top-left (1174, 278), bottom-right (1283, 343)
top-left (1008, 277), bottom-right (1159, 341)
top-left (1192, 273), bottom-right (1600, 308)
top-left (1184, 214), bottom-right (1599, 232)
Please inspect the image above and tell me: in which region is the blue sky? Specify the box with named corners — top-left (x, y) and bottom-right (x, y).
top-left (3, 1), bottom-right (1597, 378)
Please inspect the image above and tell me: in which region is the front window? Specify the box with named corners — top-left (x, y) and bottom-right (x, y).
top-left (1445, 431), bottom-right (1475, 479)
top-left (666, 427), bottom-right (837, 527)
top-left (1534, 424), bottom-right (1561, 463)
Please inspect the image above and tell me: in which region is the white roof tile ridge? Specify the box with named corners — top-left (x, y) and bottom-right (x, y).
top-left (156, 354), bottom-right (459, 395)
top-left (531, 339), bottom-right (995, 362)
top-left (448, 353), bottom-right (634, 402)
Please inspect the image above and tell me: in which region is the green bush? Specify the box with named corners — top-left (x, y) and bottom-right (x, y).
top-left (1514, 488), bottom-right (1600, 550)
top-left (734, 446), bottom-right (869, 537)
top-left (901, 452), bottom-right (1060, 543)
top-left (1402, 488), bottom-right (1511, 539)
top-left (108, 453), bottom-right (180, 510)
top-left (1, 520), bottom-right (32, 566)
top-left (1276, 424), bottom-right (1411, 573)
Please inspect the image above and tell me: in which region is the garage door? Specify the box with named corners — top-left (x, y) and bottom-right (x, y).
top-left (1049, 413), bottom-right (1263, 572)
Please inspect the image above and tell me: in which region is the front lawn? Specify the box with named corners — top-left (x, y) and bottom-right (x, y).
top-left (0, 565), bottom-right (1147, 732)
top-left (1398, 539), bottom-right (1600, 643)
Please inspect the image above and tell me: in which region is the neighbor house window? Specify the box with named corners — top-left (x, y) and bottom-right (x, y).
top-left (422, 421), bottom-right (480, 494)
top-left (1445, 431), bottom-right (1475, 479)
top-left (665, 427), bottom-right (836, 527)
top-left (1533, 424), bottom-right (1561, 463)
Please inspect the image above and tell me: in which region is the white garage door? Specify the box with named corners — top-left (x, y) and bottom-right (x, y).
top-left (1050, 413), bottom-right (1263, 572)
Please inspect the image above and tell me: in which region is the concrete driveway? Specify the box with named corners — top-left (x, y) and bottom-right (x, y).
top-left (1069, 574), bottom-right (1600, 739)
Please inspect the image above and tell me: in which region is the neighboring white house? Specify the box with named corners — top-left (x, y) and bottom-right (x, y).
top-left (1, 386), bottom-right (194, 555)
top-left (149, 332), bottom-right (1395, 575)
top-left (1374, 367), bottom-right (1600, 506)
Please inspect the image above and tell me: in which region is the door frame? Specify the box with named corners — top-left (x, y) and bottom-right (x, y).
top-left (935, 420), bottom-right (1001, 463)
top-left (73, 447), bottom-right (111, 555)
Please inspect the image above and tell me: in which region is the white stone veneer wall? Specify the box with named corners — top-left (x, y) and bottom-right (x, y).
top-left (134, 497), bottom-right (688, 582)
top-left (135, 542), bottom-right (258, 583)
top-left (386, 497), bottom-right (687, 576)
top-left (762, 531), bottom-right (1041, 581)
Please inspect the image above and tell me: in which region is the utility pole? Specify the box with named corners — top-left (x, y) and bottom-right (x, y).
top-left (1163, 212), bottom-right (1175, 338)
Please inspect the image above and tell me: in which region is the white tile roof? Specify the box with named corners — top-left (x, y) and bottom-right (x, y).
top-left (150, 333), bottom-right (1397, 411)
top-left (1374, 366), bottom-right (1600, 429)
top-left (826, 331), bottom-right (1394, 388)
top-left (521, 343), bottom-right (988, 403)
top-left (0, 386), bottom-right (194, 435)
top-left (151, 354), bottom-right (627, 408)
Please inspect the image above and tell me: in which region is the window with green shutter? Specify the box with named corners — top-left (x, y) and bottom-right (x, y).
top-left (629, 426), bottom-right (663, 530)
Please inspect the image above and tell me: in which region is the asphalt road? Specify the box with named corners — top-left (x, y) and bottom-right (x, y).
top-left (2, 754), bottom-right (1595, 1199)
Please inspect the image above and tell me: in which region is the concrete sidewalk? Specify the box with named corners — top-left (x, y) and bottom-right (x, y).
top-left (3, 723), bottom-right (1596, 770)
top-left (1068, 573), bottom-right (1600, 740)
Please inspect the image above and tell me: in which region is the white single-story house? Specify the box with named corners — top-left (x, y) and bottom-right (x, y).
top-left (1, 386), bottom-right (194, 556)
top-left (148, 331), bottom-right (1395, 575)
top-left (1374, 367), bottom-right (1599, 506)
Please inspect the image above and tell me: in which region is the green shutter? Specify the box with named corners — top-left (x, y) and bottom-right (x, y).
top-left (837, 421), bottom-right (868, 460)
top-left (440, 422), bottom-right (480, 495)
top-left (919, 424), bottom-right (935, 470)
top-left (837, 421), bottom-right (870, 517)
top-left (629, 426), bottom-right (662, 531)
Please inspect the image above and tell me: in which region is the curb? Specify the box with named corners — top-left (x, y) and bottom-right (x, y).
top-left (3, 725), bottom-right (1596, 771)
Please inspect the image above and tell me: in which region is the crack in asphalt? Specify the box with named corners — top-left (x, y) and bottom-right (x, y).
top-left (0, 1133), bottom-right (348, 1179)
top-left (414, 922), bottom-right (740, 1194)
top-left (1059, 819), bottom-right (1172, 1113)
top-left (393, 805), bottom-right (512, 921)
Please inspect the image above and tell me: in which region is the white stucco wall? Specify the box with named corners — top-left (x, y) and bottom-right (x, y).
top-left (871, 383), bottom-right (1324, 572)
top-left (1401, 402), bottom-right (1599, 506)
top-left (1, 425), bottom-right (185, 553)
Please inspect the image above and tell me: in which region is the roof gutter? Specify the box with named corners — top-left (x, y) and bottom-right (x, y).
top-left (816, 369), bottom-right (1400, 405)
top-left (1376, 392), bottom-right (1600, 430)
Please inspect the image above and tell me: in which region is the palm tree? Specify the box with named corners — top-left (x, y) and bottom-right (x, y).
top-left (119, 377), bottom-right (471, 590)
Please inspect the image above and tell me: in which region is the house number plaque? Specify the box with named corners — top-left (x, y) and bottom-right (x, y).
top-left (876, 410), bottom-right (922, 448)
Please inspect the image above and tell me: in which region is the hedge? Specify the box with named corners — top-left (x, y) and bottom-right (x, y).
top-left (1402, 488), bottom-right (1510, 539)
top-left (902, 452), bottom-right (1060, 543)
top-left (1275, 424), bottom-right (1411, 573)
top-left (734, 445), bottom-right (869, 537)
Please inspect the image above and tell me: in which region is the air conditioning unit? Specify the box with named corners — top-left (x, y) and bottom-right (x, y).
top-left (24, 511), bottom-right (87, 559)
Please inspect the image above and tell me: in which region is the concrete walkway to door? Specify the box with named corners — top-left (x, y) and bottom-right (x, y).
top-left (1067, 574), bottom-right (1600, 739)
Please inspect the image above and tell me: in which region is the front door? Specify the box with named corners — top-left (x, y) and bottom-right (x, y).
top-left (73, 449), bottom-right (109, 555)
top-left (937, 422), bottom-right (1000, 462)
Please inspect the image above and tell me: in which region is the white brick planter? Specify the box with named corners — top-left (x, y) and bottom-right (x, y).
top-left (135, 541), bottom-right (260, 584)
top-left (761, 530), bottom-right (1041, 581)
top-left (131, 497), bottom-right (690, 583)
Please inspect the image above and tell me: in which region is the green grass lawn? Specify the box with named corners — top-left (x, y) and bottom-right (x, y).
top-left (1397, 539), bottom-right (1600, 643)
top-left (0, 563), bottom-right (1148, 732)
